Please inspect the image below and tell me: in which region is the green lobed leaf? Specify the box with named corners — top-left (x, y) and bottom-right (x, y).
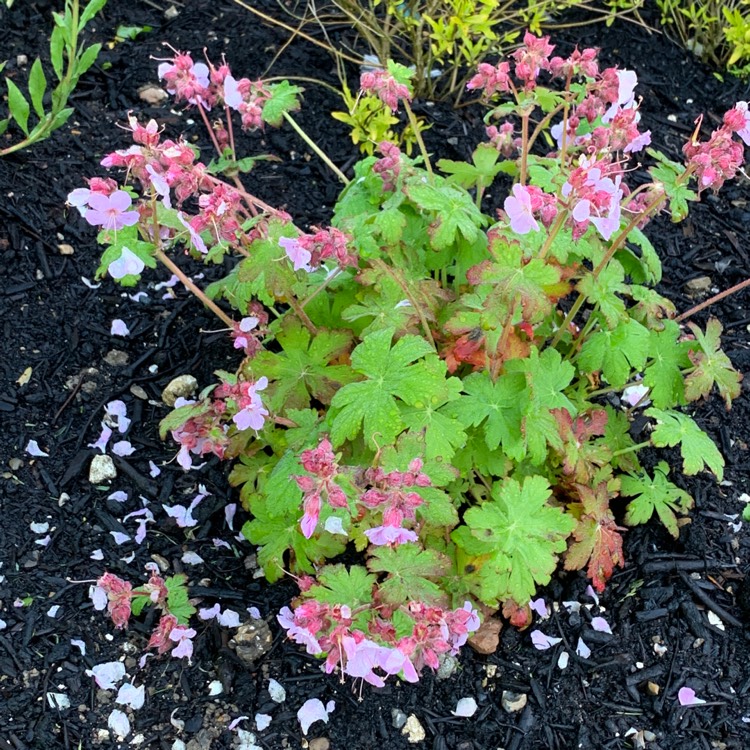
top-left (449, 370), bottom-right (527, 458)
top-left (578, 318), bottom-right (650, 389)
top-left (621, 461), bottom-right (693, 538)
top-left (367, 545), bottom-right (449, 606)
top-left (306, 564), bottom-right (375, 609)
top-left (453, 475), bottom-right (575, 606)
top-left (165, 574), bottom-right (196, 624)
top-left (642, 320), bottom-right (690, 408)
top-left (646, 407), bottom-right (724, 480)
top-left (577, 261), bottom-right (628, 328)
top-left (684, 318), bottom-right (742, 409)
top-left (261, 81), bottom-right (303, 126)
top-left (248, 318), bottom-right (355, 412)
top-left (329, 327), bottom-right (440, 450)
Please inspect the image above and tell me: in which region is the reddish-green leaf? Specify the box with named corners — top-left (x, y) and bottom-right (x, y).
top-left (564, 481), bottom-right (625, 593)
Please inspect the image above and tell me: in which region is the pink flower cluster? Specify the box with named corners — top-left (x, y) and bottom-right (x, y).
top-left (360, 69), bottom-right (412, 112)
top-left (503, 183), bottom-right (558, 235)
top-left (230, 302), bottom-right (268, 358)
top-left (90, 571), bottom-right (196, 661)
top-left (214, 376), bottom-right (270, 432)
top-left (295, 438), bottom-right (348, 538)
top-left (169, 398), bottom-right (229, 470)
top-left (485, 122), bottom-right (516, 156)
top-left (360, 459), bottom-right (430, 547)
top-left (372, 141), bottom-right (403, 192)
top-left (562, 159), bottom-right (623, 240)
top-left (682, 103), bottom-right (750, 193)
top-left (279, 226), bottom-right (358, 272)
top-left (158, 51), bottom-right (211, 107)
top-left (294, 440), bottom-right (432, 546)
top-left (277, 599), bottom-right (480, 686)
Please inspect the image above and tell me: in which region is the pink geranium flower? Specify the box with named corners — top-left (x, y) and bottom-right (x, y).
top-left (85, 191), bottom-right (139, 231)
top-left (279, 237), bottom-right (312, 272)
top-left (504, 184), bottom-right (540, 234)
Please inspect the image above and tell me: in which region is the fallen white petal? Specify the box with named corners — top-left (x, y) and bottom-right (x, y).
top-left (108, 490), bottom-right (128, 502)
top-left (110, 531), bottom-right (130, 545)
top-left (116, 682), bottom-right (145, 710)
top-left (208, 680), bottom-right (223, 696)
top-left (149, 460), bottom-right (161, 477)
top-left (218, 609), bottom-right (241, 628)
top-left (228, 715), bottom-right (249, 731)
top-left (576, 637), bottom-right (591, 659)
top-left (30, 521), bottom-right (50, 534)
top-left (707, 611), bottom-right (725, 631)
top-left (451, 697), bottom-right (477, 717)
top-left (530, 629), bottom-right (562, 650)
top-left (255, 713), bottom-right (272, 731)
top-left (181, 551), bottom-right (204, 565)
top-left (268, 678), bottom-right (286, 703)
top-left (46, 692), bottom-right (70, 710)
top-left (112, 440), bottom-right (135, 456)
top-left (86, 661), bottom-right (126, 690)
top-left (90, 548), bottom-right (104, 560)
top-left (108, 708), bottom-right (131, 738)
top-left (678, 686), bottom-right (706, 706)
top-left (46, 605), bottom-right (60, 618)
top-left (71, 639), bottom-right (86, 655)
top-left (297, 698), bottom-right (333, 735)
top-left (26, 440), bottom-right (49, 457)
top-left (557, 651), bottom-right (570, 669)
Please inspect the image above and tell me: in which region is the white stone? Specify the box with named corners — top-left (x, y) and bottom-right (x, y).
top-left (89, 455), bottom-right (117, 484)
top-left (402, 715), bottom-right (426, 744)
top-left (161, 374), bottom-right (198, 406)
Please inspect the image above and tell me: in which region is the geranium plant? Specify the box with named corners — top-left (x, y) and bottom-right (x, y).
top-left (72, 36), bottom-right (747, 686)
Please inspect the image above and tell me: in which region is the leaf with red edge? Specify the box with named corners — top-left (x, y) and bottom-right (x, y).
top-left (564, 481), bottom-right (625, 592)
top-left (684, 318), bottom-right (742, 410)
top-left (553, 408), bottom-right (611, 482)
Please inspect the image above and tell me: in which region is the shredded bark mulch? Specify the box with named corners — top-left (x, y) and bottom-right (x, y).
top-left (1, 1), bottom-right (749, 749)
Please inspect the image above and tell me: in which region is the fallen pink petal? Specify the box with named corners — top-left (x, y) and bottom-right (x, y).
top-left (297, 698), bottom-right (335, 735)
top-left (110, 319), bottom-right (130, 337)
top-left (530, 630), bottom-right (563, 650)
top-left (678, 687), bottom-right (707, 706)
top-left (591, 616), bottom-right (612, 634)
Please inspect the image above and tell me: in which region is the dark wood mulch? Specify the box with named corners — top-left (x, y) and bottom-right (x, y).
top-left (0, 1), bottom-right (749, 749)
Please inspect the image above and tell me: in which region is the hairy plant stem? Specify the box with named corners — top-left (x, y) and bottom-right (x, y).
top-left (372, 258), bottom-right (436, 349)
top-left (549, 192), bottom-right (668, 350)
top-left (197, 103), bottom-right (224, 157)
top-left (300, 268), bottom-right (342, 309)
top-left (154, 248), bottom-right (235, 328)
top-left (403, 100), bottom-right (433, 178)
top-left (611, 439), bottom-right (651, 458)
top-left (282, 111), bottom-right (350, 184)
top-left (520, 112), bottom-right (530, 185)
top-left (537, 209), bottom-right (568, 260)
top-left (676, 276), bottom-right (750, 322)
